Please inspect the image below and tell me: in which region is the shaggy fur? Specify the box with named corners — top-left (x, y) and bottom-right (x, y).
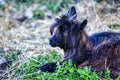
top-left (41, 6), bottom-right (120, 78)
top-left (78, 37), bottom-right (120, 78)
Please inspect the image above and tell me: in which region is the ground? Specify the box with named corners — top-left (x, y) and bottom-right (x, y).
top-left (0, 0), bottom-right (120, 79)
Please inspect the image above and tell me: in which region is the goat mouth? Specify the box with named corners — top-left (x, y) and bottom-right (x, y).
top-left (50, 44), bottom-right (57, 47)
top-left (49, 41), bottom-right (58, 47)
top-left (49, 42), bottom-right (64, 49)
top-left (49, 39), bottom-right (66, 49)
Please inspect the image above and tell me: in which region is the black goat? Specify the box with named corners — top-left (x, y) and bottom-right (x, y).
top-left (41, 6), bottom-right (120, 78)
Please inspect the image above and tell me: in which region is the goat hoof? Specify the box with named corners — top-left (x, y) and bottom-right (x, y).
top-left (40, 62), bottom-right (57, 72)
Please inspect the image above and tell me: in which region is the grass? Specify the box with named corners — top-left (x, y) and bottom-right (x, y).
top-left (13, 0), bottom-right (75, 13)
top-left (14, 0), bottom-right (33, 6)
top-left (15, 50), bottom-right (120, 80)
top-left (38, 0), bottom-right (74, 13)
top-left (0, 0), bottom-right (120, 80)
top-left (107, 23), bottom-right (120, 29)
top-left (0, 0), bottom-right (5, 9)
top-left (33, 9), bottom-right (45, 19)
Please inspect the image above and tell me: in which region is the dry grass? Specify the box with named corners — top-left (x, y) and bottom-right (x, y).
top-left (0, 0), bottom-right (120, 79)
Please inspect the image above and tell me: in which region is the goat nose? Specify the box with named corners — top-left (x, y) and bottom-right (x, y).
top-left (49, 38), bottom-right (58, 47)
top-left (49, 38), bottom-right (54, 45)
top-left (49, 38), bottom-right (54, 42)
top-left (49, 38), bottom-right (52, 43)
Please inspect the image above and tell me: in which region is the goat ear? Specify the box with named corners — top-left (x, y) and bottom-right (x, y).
top-left (55, 18), bottom-right (60, 23)
top-left (67, 6), bottom-right (77, 22)
top-left (78, 20), bottom-right (87, 30)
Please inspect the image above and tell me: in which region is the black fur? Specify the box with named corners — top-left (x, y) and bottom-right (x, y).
top-left (40, 62), bottom-right (57, 72)
top-left (90, 32), bottom-right (120, 46)
top-left (40, 6), bottom-right (120, 74)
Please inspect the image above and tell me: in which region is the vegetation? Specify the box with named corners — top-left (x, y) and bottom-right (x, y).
top-left (33, 9), bottom-right (45, 19)
top-left (15, 50), bottom-right (120, 80)
top-left (40, 0), bottom-right (73, 13)
top-left (14, 0), bottom-right (34, 6)
top-left (0, 0), bottom-right (120, 80)
top-left (108, 23), bottom-right (120, 29)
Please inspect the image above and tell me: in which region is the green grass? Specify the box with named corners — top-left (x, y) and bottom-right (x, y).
top-left (33, 9), bottom-right (45, 19)
top-left (14, 0), bottom-right (33, 6)
top-left (14, 50), bottom-right (120, 80)
top-left (13, 0), bottom-right (74, 13)
top-left (39, 0), bottom-right (73, 13)
top-left (108, 23), bottom-right (120, 29)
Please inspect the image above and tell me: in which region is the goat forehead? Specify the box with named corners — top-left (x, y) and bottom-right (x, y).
top-left (61, 24), bottom-right (70, 30)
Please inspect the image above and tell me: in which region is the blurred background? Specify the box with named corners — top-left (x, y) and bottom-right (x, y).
top-left (0, 0), bottom-right (120, 79)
